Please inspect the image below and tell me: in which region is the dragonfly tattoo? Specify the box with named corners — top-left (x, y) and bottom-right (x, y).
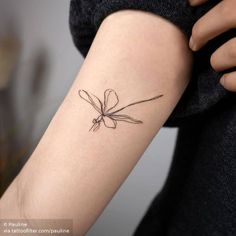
top-left (78, 89), bottom-right (163, 132)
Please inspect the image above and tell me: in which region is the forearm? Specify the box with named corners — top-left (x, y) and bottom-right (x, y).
top-left (0, 10), bottom-right (192, 235)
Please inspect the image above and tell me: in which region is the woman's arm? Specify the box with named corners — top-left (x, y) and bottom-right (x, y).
top-left (0, 10), bottom-right (192, 235)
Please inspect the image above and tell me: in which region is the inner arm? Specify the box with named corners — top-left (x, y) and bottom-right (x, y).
top-left (0, 10), bottom-right (192, 235)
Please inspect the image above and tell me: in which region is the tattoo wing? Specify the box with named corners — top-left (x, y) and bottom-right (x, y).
top-left (102, 116), bottom-right (117, 128)
top-left (103, 89), bottom-right (119, 114)
top-left (78, 89), bottom-right (103, 114)
top-left (109, 114), bottom-right (143, 124)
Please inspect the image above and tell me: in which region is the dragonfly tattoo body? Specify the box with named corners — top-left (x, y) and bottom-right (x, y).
top-left (78, 89), bottom-right (163, 132)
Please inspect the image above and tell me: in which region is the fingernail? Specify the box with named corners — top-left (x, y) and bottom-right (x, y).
top-left (220, 75), bottom-right (225, 87)
top-left (189, 36), bottom-right (197, 51)
top-left (189, 0), bottom-right (196, 6)
top-left (189, 0), bottom-right (201, 6)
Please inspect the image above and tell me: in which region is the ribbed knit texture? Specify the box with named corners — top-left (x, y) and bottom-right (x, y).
top-left (69, 1), bottom-right (236, 235)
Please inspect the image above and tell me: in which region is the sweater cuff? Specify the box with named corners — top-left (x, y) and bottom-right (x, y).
top-left (92, 0), bottom-right (195, 38)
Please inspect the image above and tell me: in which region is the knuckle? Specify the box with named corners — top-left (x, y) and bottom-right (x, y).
top-left (228, 39), bottom-right (236, 59)
top-left (220, 2), bottom-right (236, 24)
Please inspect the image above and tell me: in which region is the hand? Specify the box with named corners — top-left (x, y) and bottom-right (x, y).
top-left (189, 0), bottom-right (236, 92)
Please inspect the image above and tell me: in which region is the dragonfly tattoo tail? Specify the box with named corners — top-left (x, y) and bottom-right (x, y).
top-left (78, 89), bottom-right (163, 132)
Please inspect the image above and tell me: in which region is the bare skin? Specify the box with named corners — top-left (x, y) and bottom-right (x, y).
top-left (0, 10), bottom-right (192, 235)
top-left (189, 0), bottom-right (236, 92)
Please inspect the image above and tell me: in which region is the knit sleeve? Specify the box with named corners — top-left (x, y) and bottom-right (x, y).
top-left (70, 0), bottom-right (194, 57)
top-left (69, 0), bottom-right (233, 126)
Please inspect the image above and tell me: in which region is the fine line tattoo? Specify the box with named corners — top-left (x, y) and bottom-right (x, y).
top-left (78, 89), bottom-right (163, 132)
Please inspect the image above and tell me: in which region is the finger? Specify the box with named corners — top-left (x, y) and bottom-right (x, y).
top-left (210, 38), bottom-right (236, 72)
top-left (189, 0), bottom-right (209, 7)
top-left (190, 0), bottom-right (236, 51)
top-left (220, 71), bottom-right (236, 92)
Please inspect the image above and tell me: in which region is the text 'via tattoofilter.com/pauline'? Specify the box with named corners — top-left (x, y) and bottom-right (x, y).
top-left (0, 219), bottom-right (73, 235)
